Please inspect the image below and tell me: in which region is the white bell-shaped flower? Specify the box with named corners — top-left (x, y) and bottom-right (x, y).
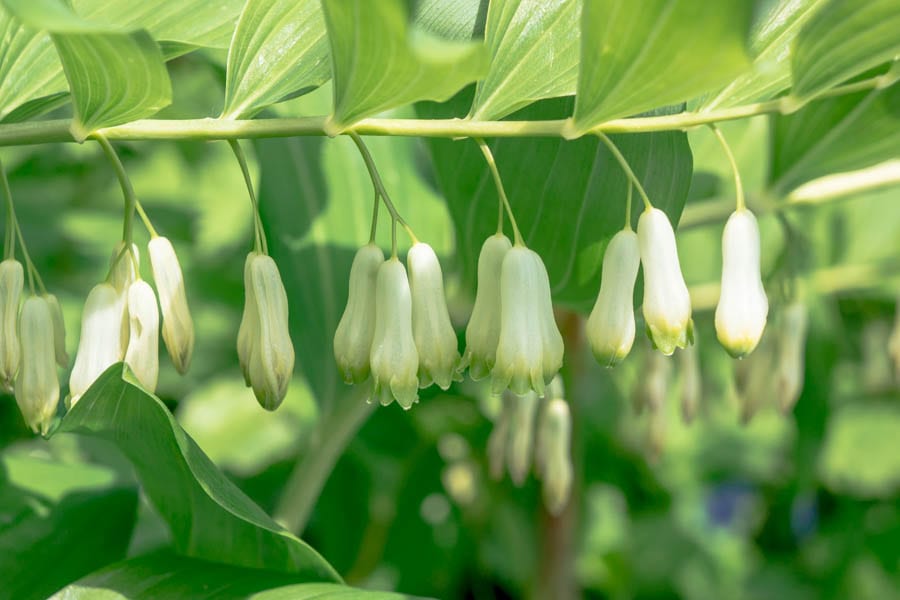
top-left (333, 244), bottom-right (384, 384)
top-left (534, 375), bottom-right (565, 477)
top-left (370, 258), bottom-right (419, 409)
top-left (407, 242), bottom-right (460, 390)
top-left (245, 254), bottom-right (294, 411)
top-left (492, 246), bottom-right (564, 397)
top-left (587, 228), bottom-right (640, 366)
top-left (148, 236), bottom-right (194, 374)
top-left (14, 296), bottom-right (59, 435)
top-left (776, 302), bottom-right (808, 413)
top-left (44, 293), bottom-right (69, 368)
top-left (715, 210), bottom-right (768, 357)
top-left (124, 280), bottom-right (160, 392)
top-left (462, 234), bottom-right (511, 380)
top-left (638, 208), bottom-right (693, 355)
top-left (0, 259), bottom-right (23, 390)
top-left (69, 283), bottom-right (125, 405)
top-left (506, 389), bottom-right (538, 486)
top-left (110, 241), bottom-right (139, 292)
top-left (536, 398), bottom-right (572, 516)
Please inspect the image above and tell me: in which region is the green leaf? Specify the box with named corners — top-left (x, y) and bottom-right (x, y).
top-left (468, 0), bottom-right (580, 120)
top-left (421, 95), bottom-right (693, 309)
top-left (769, 81), bottom-right (900, 194)
top-left (572, 0), bottom-right (752, 131)
top-left (57, 364), bottom-right (341, 581)
top-left (222, 0), bottom-right (331, 119)
top-left (322, 0), bottom-right (488, 132)
top-left (700, 0), bottom-right (827, 110)
top-left (53, 552), bottom-right (427, 599)
top-left (411, 0), bottom-right (486, 41)
top-left (0, 451), bottom-right (137, 600)
top-left (791, 0), bottom-right (900, 99)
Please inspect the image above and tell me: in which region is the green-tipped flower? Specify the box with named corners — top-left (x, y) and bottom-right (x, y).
top-left (408, 242), bottom-right (460, 390)
top-left (69, 283), bottom-right (124, 405)
top-left (244, 253), bottom-right (294, 411)
top-left (536, 398), bottom-right (572, 516)
top-left (776, 302), bottom-right (808, 413)
top-left (14, 296), bottom-right (58, 435)
top-left (44, 293), bottom-right (69, 368)
top-left (0, 259), bottom-right (23, 390)
top-left (124, 280), bottom-right (160, 392)
top-left (370, 258), bottom-right (419, 409)
top-left (587, 229), bottom-right (640, 366)
top-left (492, 246), bottom-right (563, 397)
top-left (638, 208), bottom-right (692, 355)
top-left (461, 234), bottom-right (511, 379)
top-left (333, 244), bottom-right (384, 384)
top-left (506, 389), bottom-right (539, 486)
top-left (148, 236), bottom-right (194, 374)
top-left (715, 209), bottom-right (768, 357)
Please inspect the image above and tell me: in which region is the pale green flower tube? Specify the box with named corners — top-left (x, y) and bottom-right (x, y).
top-left (237, 252), bottom-right (260, 386)
top-left (370, 258), bottom-right (419, 409)
top-left (110, 242), bottom-right (139, 356)
top-left (587, 229), bottom-right (640, 366)
top-left (461, 234), bottom-right (511, 380)
top-left (715, 209), bottom-right (768, 357)
top-left (333, 244), bottom-right (384, 384)
top-left (124, 280), bottom-right (160, 392)
top-left (776, 302), bottom-right (808, 413)
top-left (678, 342), bottom-right (701, 424)
top-left (537, 398), bottom-right (572, 516)
top-left (44, 293), bottom-right (69, 368)
top-left (407, 242), bottom-right (460, 390)
top-left (0, 259), bottom-right (23, 390)
top-left (14, 296), bottom-right (58, 435)
top-left (487, 392), bottom-right (514, 481)
top-left (148, 237), bottom-right (194, 375)
top-left (638, 208), bottom-right (692, 355)
top-left (69, 283), bottom-right (124, 405)
top-left (506, 389), bottom-right (539, 486)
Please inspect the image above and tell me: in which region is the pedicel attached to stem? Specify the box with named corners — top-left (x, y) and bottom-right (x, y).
top-left (228, 139), bottom-right (268, 255)
top-left (1, 158), bottom-right (44, 294)
top-left (708, 124), bottom-right (745, 211)
top-left (596, 133), bottom-right (652, 211)
top-left (475, 138), bottom-right (523, 246)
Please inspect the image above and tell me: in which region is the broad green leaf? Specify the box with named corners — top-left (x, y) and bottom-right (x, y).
top-left (769, 81), bottom-right (900, 194)
top-left (468, 0), bottom-right (580, 120)
top-left (54, 552), bottom-right (427, 599)
top-left (791, 0), bottom-right (900, 99)
top-left (700, 0), bottom-right (827, 110)
top-left (222, 0), bottom-right (330, 119)
top-left (57, 364), bottom-right (340, 581)
top-left (572, 0), bottom-right (752, 131)
top-left (322, 0), bottom-right (488, 132)
top-left (0, 451), bottom-right (137, 600)
top-left (412, 0), bottom-right (486, 41)
top-left (421, 95), bottom-right (693, 309)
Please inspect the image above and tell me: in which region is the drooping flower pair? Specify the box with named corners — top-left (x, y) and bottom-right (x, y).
top-left (334, 242), bottom-right (460, 409)
top-left (461, 234), bottom-right (564, 398)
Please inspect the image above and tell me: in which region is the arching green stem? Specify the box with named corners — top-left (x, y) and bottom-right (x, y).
top-left (228, 139), bottom-right (268, 255)
top-left (624, 183), bottom-right (633, 230)
top-left (596, 133), bottom-right (652, 211)
top-left (708, 124), bottom-right (745, 211)
top-left (475, 138), bottom-right (523, 246)
top-left (94, 134), bottom-right (138, 247)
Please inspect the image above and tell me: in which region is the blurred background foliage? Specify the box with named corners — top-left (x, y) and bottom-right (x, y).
top-left (1, 49), bottom-right (899, 600)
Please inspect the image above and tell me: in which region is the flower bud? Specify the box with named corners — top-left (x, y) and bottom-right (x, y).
top-left (334, 244), bottom-right (384, 384)
top-left (462, 234), bottom-right (512, 380)
top-left (633, 348), bottom-right (671, 415)
top-left (237, 252), bottom-right (259, 386)
top-left (370, 259), bottom-right (419, 409)
top-left (124, 280), bottom-right (160, 392)
top-left (69, 283), bottom-right (125, 405)
top-left (487, 393), bottom-right (513, 480)
top-left (0, 259), bottom-right (23, 390)
top-left (245, 254), bottom-right (294, 411)
top-left (506, 389), bottom-right (539, 486)
top-left (536, 398), bottom-right (572, 516)
top-left (638, 208), bottom-right (692, 355)
top-left (148, 236), bottom-right (194, 374)
top-left (110, 242), bottom-right (139, 293)
top-left (14, 296), bottom-right (59, 435)
top-left (587, 229), bottom-right (640, 366)
top-left (44, 293), bottom-right (69, 368)
top-left (678, 343), bottom-right (701, 424)
top-left (776, 302), bottom-right (808, 413)
top-left (534, 375), bottom-right (565, 477)
top-left (492, 246), bottom-right (564, 397)
top-left (715, 210), bottom-right (768, 357)
top-left (408, 242), bottom-right (460, 390)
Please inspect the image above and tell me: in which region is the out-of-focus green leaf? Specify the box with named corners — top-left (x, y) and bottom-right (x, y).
top-left (468, 0), bottom-right (580, 120)
top-left (57, 364), bottom-right (340, 581)
top-left (0, 451), bottom-right (137, 600)
top-left (322, 0), bottom-right (488, 132)
top-left (791, 0), bottom-right (900, 99)
top-left (769, 82), bottom-right (900, 194)
top-left (421, 96), bottom-right (692, 309)
top-left (700, 0), bottom-right (827, 110)
top-left (52, 552), bottom-right (428, 600)
top-left (572, 0), bottom-right (752, 131)
top-left (818, 404), bottom-right (900, 498)
top-left (222, 0), bottom-right (330, 119)
top-left (412, 0), bottom-right (487, 41)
